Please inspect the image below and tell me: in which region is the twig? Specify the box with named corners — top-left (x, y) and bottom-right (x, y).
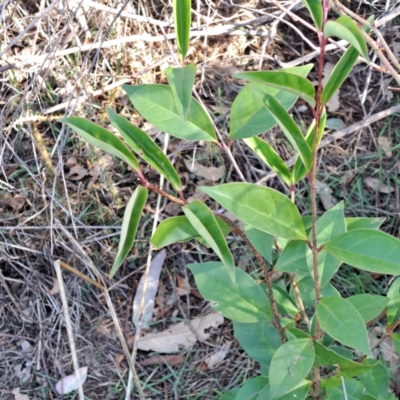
top-left (53, 260), bottom-right (85, 400)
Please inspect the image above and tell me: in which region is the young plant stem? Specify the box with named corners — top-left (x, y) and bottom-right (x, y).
top-left (216, 214), bottom-right (286, 343)
top-left (310, 1), bottom-right (330, 396)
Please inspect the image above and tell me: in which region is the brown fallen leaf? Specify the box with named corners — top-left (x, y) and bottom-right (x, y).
top-left (364, 177), bottom-right (395, 194)
top-left (184, 159), bottom-right (225, 182)
top-left (136, 312), bottom-right (224, 353)
top-left (137, 355), bottom-right (184, 366)
top-left (0, 195), bottom-right (26, 211)
top-left (204, 341), bottom-right (232, 370)
top-left (115, 353), bottom-right (125, 372)
top-left (176, 275), bottom-right (191, 297)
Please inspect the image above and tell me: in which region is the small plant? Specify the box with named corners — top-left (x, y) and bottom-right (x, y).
top-left (60, 1), bottom-right (400, 398)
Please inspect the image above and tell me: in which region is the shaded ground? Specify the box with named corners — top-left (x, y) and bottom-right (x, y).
top-left (1, 0), bottom-right (400, 399)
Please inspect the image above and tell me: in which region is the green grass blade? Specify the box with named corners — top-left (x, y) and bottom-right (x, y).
top-left (106, 107), bottom-right (182, 191)
top-left (59, 117), bottom-right (139, 171)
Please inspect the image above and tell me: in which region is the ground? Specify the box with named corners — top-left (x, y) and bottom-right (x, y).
top-left (1, 0), bottom-right (400, 399)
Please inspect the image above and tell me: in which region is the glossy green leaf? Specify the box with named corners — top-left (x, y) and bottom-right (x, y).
top-left (325, 379), bottom-right (380, 400)
top-left (220, 389), bottom-right (239, 400)
top-left (291, 108), bottom-right (326, 183)
top-left (59, 117), bottom-right (139, 171)
top-left (234, 70), bottom-right (315, 107)
top-left (324, 16), bottom-right (369, 61)
top-left (233, 321), bottom-right (281, 366)
top-left (359, 361), bottom-right (389, 400)
top-left (230, 64), bottom-right (313, 139)
top-left (188, 262), bottom-right (272, 323)
top-left (173, 0), bottom-right (191, 59)
top-left (123, 84), bottom-right (216, 141)
top-left (183, 201), bottom-right (235, 282)
top-left (324, 229), bottom-right (400, 275)
top-left (314, 341), bottom-right (376, 377)
top-left (243, 136), bottom-right (291, 186)
top-left (347, 294), bottom-right (387, 323)
top-left (244, 225), bottom-right (274, 263)
top-left (269, 339), bottom-right (314, 399)
top-left (236, 376), bottom-right (269, 400)
top-left (257, 381), bottom-right (311, 400)
top-left (271, 284), bottom-right (299, 317)
top-left (274, 240), bottom-right (309, 277)
top-left (165, 64), bottom-right (196, 120)
top-left (322, 15), bottom-right (373, 105)
top-left (346, 217), bottom-right (384, 231)
top-left (201, 183), bottom-right (307, 240)
top-left (151, 215), bottom-right (229, 249)
top-left (306, 202), bottom-right (345, 286)
top-left (109, 186), bottom-right (148, 278)
top-left (387, 277), bottom-right (400, 327)
top-left (317, 296), bottom-right (372, 357)
top-left (301, 0), bottom-right (323, 31)
top-left (252, 90), bottom-right (312, 169)
top-left (106, 107), bottom-right (181, 190)
top-left (297, 277), bottom-right (340, 306)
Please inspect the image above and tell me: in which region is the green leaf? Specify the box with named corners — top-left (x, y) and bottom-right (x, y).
top-left (188, 262), bottom-right (272, 323)
top-left (347, 294), bottom-right (387, 323)
top-left (257, 381), bottom-right (311, 400)
top-left (233, 321), bottom-right (281, 366)
top-left (59, 117), bottom-right (139, 171)
top-left (233, 70), bottom-right (315, 107)
top-left (322, 15), bottom-right (373, 105)
top-left (106, 107), bottom-right (181, 190)
top-left (244, 225), bottom-right (274, 263)
top-left (297, 277), bottom-right (340, 306)
top-left (291, 108), bottom-right (326, 184)
top-left (314, 341), bottom-right (376, 377)
top-left (236, 376), bottom-right (269, 400)
top-left (325, 379), bottom-right (380, 400)
top-left (324, 16), bottom-right (369, 61)
top-left (346, 217), bottom-right (385, 231)
top-left (230, 64), bottom-right (313, 139)
top-left (201, 183), bottom-right (307, 240)
top-left (183, 201), bottom-right (235, 283)
top-left (359, 361), bottom-right (389, 400)
top-left (269, 339), bottom-right (314, 399)
top-left (324, 229), bottom-right (400, 275)
top-left (271, 284), bottom-right (299, 317)
top-left (306, 202), bottom-right (345, 286)
top-left (151, 215), bottom-right (229, 248)
top-left (172, 0), bottom-right (191, 59)
top-left (301, 0), bottom-right (323, 31)
top-left (165, 64), bottom-right (196, 120)
top-left (220, 388), bottom-right (240, 400)
top-left (317, 296), bottom-right (372, 357)
top-left (243, 136), bottom-right (291, 186)
top-left (109, 186), bottom-right (148, 278)
top-left (123, 84), bottom-right (216, 141)
top-left (251, 90), bottom-right (312, 170)
top-left (274, 240), bottom-right (309, 277)
top-left (387, 277), bottom-right (400, 327)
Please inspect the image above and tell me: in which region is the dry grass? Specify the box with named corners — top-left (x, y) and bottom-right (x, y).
top-left (1, 0), bottom-right (400, 399)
